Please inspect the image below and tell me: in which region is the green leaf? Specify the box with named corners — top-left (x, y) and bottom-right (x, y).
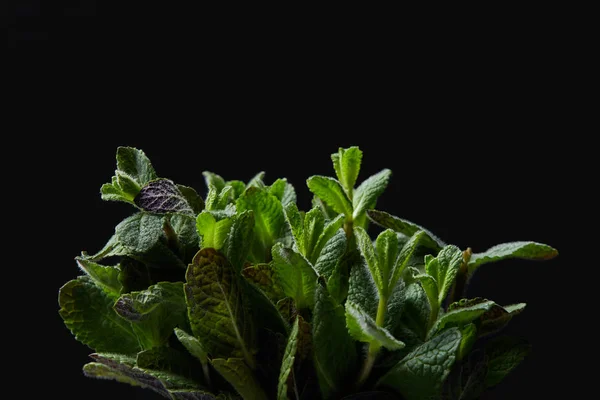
top-left (196, 211), bottom-right (234, 251)
top-left (58, 277), bottom-right (140, 353)
top-left (310, 214), bottom-right (345, 265)
top-left (484, 336), bottom-right (531, 388)
top-left (345, 301), bottom-right (405, 350)
top-left (457, 324), bottom-right (477, 362)
top-left (272, 243), bottom-right (319, 310)
top-left (468, 241), bottom-right (558, 274)
top-left (227, 180), bottom-right (246, 200)
top-left (136, 346), bottom-right (196, 377)
top-left (389, 231), bottom-right (426, 293)
top-left (175, 327), bottom-right (208, 365)
top-left (224, 210), bottom-right (255, 271)
top-left (479, 302), bottom-right (527, 337)
top-left (83, 362), bottom-right (143, 388)
top-left (101, 147), bottom-right (157, 204)
top-left (352, 169), bottom-right (391, 223)
top-left (113, 282), bottom-right (187, 349)
top-left (269, 178), bottom-right (296, 207)
top-left (367, 210), bottom-right (445, 251)
top-left (426, 245), bottom-right (462, 305)
top-left (414, 274), bottom-right (438, 326)
top-left (312, 283), bottom-right (357, 399)
top-left (386, 281), bottom-right (431, 344)
top-left (278, 316), bottom-right (300, 400)
top-left (331, 146), bottom-right (363, 198)
top-left (81, 234), bottom-right (130, 262)
top-left (75, 257), bottom-right (122, 295)
top-left (203, 171), bottom-right (226, 193)
top-left (116, 212), bottom-right (164, 254)
top-left (170, 214), bottom-right (201, 263)
top-left (375, 229), bottom-right (400, 287)
top-left (302, 208), bottom-right (325, 261)
top-left (313, 229), bottom-right (346, 279)
top-left (432, 299), bottom-right (496, 336)
top-left (177, 184), bottom-right (205, 214)
top-left (283, 203), bottom-right (304, 253)
top-left (246, 172), bottom-right (266, 189)
top-left (237, 187), bottom-right (285, 261)
top-left (306, 176), bottom-right (353, 219)
top-left (135, 179), bottom-right (194, 215)
top-left (185, 249), bottom-right (255, 366)
top-left (328, 249), bottom-right (360, 306)
top-left (347, 254), bottom-right (379, 318)
top-left (355, 226), bottom-right (383, 295)
top-left (377, 327), bottom-right (462, 400)
top-left (211, 358), bottom-right (267, 400)
top-left (242, 263), bottom-right (285, 301)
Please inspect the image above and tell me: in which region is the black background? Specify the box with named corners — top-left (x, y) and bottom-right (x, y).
top-left (12, 2), bottom-right (579, 399)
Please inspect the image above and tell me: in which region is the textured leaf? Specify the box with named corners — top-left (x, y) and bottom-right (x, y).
top-left (468, 241), bottom-right (558, 273)
top-left (225, 210), bottom-right (255, 271)
top-left (135, 179), bottom-right (194, 215)
top-left (116, 212), bottom-right (164, 254)
top-left (185, 249), bottom-right (254, 365)
top-left (81, 234), bottom-right (130, 262)
top-left (414, 274), bottom-right (438, 325)
top-left (426, 245), bottom-right (462, 305)
top-left (246, 172), bottom-right (266, 189)
top-left (175, 328), bottom-right (208, 365)
top-left (211, 358), bottom-right (267, 400)
top-left (484, 336), bottom-right (531, 388)
top-left (352, 169), bottom-right (391, 222)
top-left (345, 301), bottom-right (405, 350)
top-left (272, 243), bottom-right (318, 310)
top-left (170, 214), bottom-right (200, 263)
top-left (83, 362), bottom-right (143, 388)
top-left (237, 187), bottom-right (285, 261)
top-left (457, 324), bottom-right (477, 362)
top-left (302, 208), bottom-right (325, 261)
top-left (113, 282), bottom-right (187, 349)
top-left (313, 229), bottom-right (346, 279)
top-left (389, 231), bottom-right (426, 293)
top-left (387, 281), bottom-right (431, 344)
top-left (355, 226), bottom-right (383, 295)
top-left (242, 263), bottom-right (285, 301)
top-left (480, 302), bottom-right (527, 336)
top-left (331, 146), bottom-right (363, 198)
top-left (367, 210), bottom-right (445, 251)
top-left (377, 328), bottom-right (462, 400)
top-left (278, 316), bottom-right (300, 400)
top-left (306, 176), bottom-right (353, 218)
top-left (310, 214), bottom-right (345, 264)
top-left (328, 249), bottom-right (360, 306)
top-left (203, 171), bottom-right (226, 193)
top-left (375, 229), bottom-right (400, 287)
top-left (347, 255), bottom-right (379, 318)
top-left (101, 147), bottom-right (157, 204)
top-left (269, 178), bottom-right (297, 207)
top-left (312, 283), bottom-right (357, 399)
top-left (432, 299), bottom-right (496, 336)
top-left (177, 184), bottom-right (205, 214)
top-left (136, 346), bottom-right (196, 377)
top-left (75, 257), bottom-right (122, 294)
top-left (283, 202), bottom-right (304, 253)
top-left (196, 211), bottom-right (233, 251)
top-left (59, 277), bottom-right (140, 353)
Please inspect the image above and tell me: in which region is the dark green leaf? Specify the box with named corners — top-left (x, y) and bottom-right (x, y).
top-left (389, 231), bottom-right (425, 295)
top-left (310, 214), bottom-right (345, 265)
top-left (175, 327), bottom-right (208, 365)
top-left (224, 210), bottom-right (255, 271)
top-left (468, 241), bottom-right (558, 274)
top-left (116, 212), bottom-right (164, 254)
top-left (347, 254), bottom-right (379, 318)
top-left (211, 358), bottom-right (267, 400)
top-left (377, 328), bottom-right (461, 400)
top-left (457, 324), bottom-right (477, 362)
top-left (367, 210), bottom-right (445, 251)
top-left (59, 276), bottom-right (140, 353)
top-left (432, 299), bottom-right (495, 336)
top-left (355, 226), bottom-right (383, 295)
top-left (426, 245), bottom-right (462, 305)
top-left (242, 263), bottom-right (285, 301)
top-left (345, 301), bottom-right (405, 350)
top-left (135, 179), bottom-right (194, 215)
top-left (278, 316), bottom-right (301, 400)
top-left (312, 283), bottom-right (357, 399)
top-left (302, 208), bottom-right (325, 262)
top-left (306, 176), bottom-right (353, 219)
top-left (313, 229), bottom-right (346, 279)
top-left (170, 214), bottom-right (200, 263)
top-left (479, 302), bottom-right (526, 336)
top-left (177, 184), bottom-right (205, 214)
top-left (113, 282), bottom-right (187, 349)
top-left (484, 336), bottom-right (531, 388)
top-left (185, 249), bottom-right (255, 366)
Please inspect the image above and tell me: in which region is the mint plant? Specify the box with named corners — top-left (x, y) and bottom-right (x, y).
top-left (59, 146), bottom-right (558, 400)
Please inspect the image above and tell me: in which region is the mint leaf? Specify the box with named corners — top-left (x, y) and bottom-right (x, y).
top-left (414, 273), bottom-right (438, 326)
top-left (224, 210), bottom-right (255, 271)
top-left (113, 282), bottom-right (187, 349)
top-left (211, 358), bottom-right (267, 400)
top-left (355, 226), bottom-right (383, 295)
top-left (242, 263), bottom-right (285, 302)
top-left (484, 336), bottom-right (531, 388)
top-left (468, 241), bottom-right (558, 274)
top-left (302, 208), bottom-right (325, 261)
top-left (170, 214), bottom-right (200, 263)
top-left (272, 243), bottom-right (318, 310)
top-left (313, 229), bottom-right (346, 279)
top-left (177, 184), bottom-right (205, 215)
top-left (135, 179), bottom-right (195, 215)
top-left (185, 249), bottom-right (255, 366)
top-left (101, 147), bottom-right (157, 204)
top-left (386, 281), bottom-right (431, 344)
top-left (348, 248), bottom-right (379, 317)
top-left (306, 176), bottom-right (353, 218)
top-left (246, 171), bottom-right (266, 189)
top-left (236, 187), bottom-right (285, 262)
top-left (331, 146), bottom-right (363, 198)
top-left (278, 316), bottom-right (301, 400)
top-left (196, 211), bottom-right (234, 251)
top-left (426, 245), bottom-right (462, 305)
top-left (389, 230), bottom-right (425, 294)
top-left (377, 327), bottom-right (462, 400)
top-left (269, 178), bottom-right (297, 207)
top-left (457, 324), bottom-right (477, 362)
top-left (432, 299), bottom-right (496, 335)
top-left (116, 212), bottom-right (164, 254)
top-left (479, 302), bottom-right (527, 337)
top-left (58, 277), bottom-right (140, 353)
top-left (75, 257), bottom-right (122, 295)
top-left (346, 301), bottom-right (405, 350)
top-left (83, 362), bottom-right (144, 388)
top-left (367, 210), bottom-right (445, 251)
top-left (375, 229), bottom-right (400, 288)
top-left (310, 214), bottom-right (345, 264)
top-left (80, 234), bottom-right (130, 262)
top-left (175, 327), bottom-right (208, 365)
top-left (352, 169), bottom-right (391, 226)
top-left (203, 171), bottom-right (226, 193)
top-left (283, 202), bottom-right (304, 252)
top-left (312, 283), bottom-right (358, 399)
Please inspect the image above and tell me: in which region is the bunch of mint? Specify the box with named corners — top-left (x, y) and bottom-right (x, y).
top-left (59, 146), bottom-right (557, 400)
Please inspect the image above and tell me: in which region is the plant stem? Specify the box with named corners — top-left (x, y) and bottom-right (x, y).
top-left (356, 295), bottom-right (387, 389)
